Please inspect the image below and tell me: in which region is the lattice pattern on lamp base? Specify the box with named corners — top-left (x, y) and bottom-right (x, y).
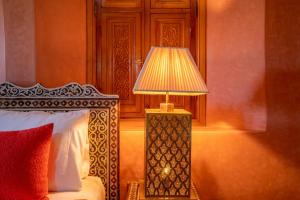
top-left (145, 109), bottom-right (192, 198)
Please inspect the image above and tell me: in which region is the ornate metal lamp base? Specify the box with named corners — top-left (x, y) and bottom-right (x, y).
top-left (145, 109), bottom-right (192, 198)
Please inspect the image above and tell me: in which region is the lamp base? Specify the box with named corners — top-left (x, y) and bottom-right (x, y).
top-left (160, 103), bottom-right (174, 112)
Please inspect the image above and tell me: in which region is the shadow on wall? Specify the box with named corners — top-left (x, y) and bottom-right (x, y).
top-left (243, 0), bottom-right (300, 168)
top-left (231, 0), bottom-right (300, 198)
top-left (249, 0), bottom-right (300, 172)
top-left (193, 161), bottom-right (220, 200)
top-left (265, 4), bottom-right (300, 134)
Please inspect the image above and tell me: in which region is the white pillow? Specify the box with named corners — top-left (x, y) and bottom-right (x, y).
top-left (0, 110), bottom-right (90, 191)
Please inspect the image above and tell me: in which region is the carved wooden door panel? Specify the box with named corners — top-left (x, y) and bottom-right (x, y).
top-left (151, 0), bottom-right (190, 8)
top-left (147, 13), bottom-right (196, 114)
top-left (150, 13), bottom-right (190, 47)
top-left (98, 12), bottom-right (144, 118)
top-left (101, 0), bottom-right (142, 8)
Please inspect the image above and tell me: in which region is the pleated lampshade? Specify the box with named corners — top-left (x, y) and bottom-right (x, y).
top-left (133, 47), bottom-right (208, 96)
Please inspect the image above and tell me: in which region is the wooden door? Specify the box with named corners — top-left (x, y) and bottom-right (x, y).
top-left (95, 0), bottom-right (197, 118)
top-left (151, 0), bottom-right (191, 8)
top-left (98, 12), bottom-right (144, 118)
top-left (101, 0), bottom-right (142, 8)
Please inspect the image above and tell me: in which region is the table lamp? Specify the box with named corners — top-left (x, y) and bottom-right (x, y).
top-left (133, 46), bottom-right (208, 198)
top-left (133, 46), bottom-right (208, 112)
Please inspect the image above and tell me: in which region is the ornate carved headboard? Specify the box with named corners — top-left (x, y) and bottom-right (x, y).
top-left (0, 82), bottom-right (120, 200)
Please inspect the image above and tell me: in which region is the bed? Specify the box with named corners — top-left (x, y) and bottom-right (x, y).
top-left (0, 82), bottom-right (120, 200)
top-left (48, 176), bottom-right (105, 200)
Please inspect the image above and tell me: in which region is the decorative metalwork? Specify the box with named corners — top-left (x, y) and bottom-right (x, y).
top-left (0, 82), bottom-right (120, 200)
top-left (0, 82), bottom-right (113, 98)
top-left (126, 181), bottom-right (200, 200)
top-left (127, 181), bottom-right (139, 200)
top-left (145, 109), bottom-right (192, 198)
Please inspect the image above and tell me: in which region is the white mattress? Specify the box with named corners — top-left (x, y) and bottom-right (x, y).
top-left (48, 176), bottom-right (105, 200)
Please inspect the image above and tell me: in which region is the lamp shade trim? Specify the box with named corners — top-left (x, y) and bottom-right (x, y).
top-left (133, 90), bottom-right (208, 96)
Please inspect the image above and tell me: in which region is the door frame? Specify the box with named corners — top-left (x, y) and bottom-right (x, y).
top-left (86, 0), bottom-right (207, 125)
top-left (86, 0), bottom-right (97, 85)
top-left (197, 0), bottom-right (207, 125)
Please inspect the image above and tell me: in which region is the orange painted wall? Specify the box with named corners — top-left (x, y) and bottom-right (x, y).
top-left (206, 0), bottom-right (266, 130)
top-left (35, 0), bottom-right (86, 87)
top-left (191, 1), bottom-right (300, 198)
top-left (3, 0), bottom-right (36, 86)
top-left (0, 0), bottom-right (5, 83)
top-left (120, 1), bottom-right (300, 200)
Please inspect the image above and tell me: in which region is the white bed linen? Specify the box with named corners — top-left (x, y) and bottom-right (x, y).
top-left (0, 110), bottom-right (90, 191)
top-left (48, 176), bottom-right (105, 200)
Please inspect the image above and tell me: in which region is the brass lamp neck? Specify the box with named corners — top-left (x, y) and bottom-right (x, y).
top-left (160, 92), bottom-right (174, 112)
top-left (166, 92), bottom-right (169, 104)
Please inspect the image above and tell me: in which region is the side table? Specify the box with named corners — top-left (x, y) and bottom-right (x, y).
top-left (126, 180), bottom-right (200, 200)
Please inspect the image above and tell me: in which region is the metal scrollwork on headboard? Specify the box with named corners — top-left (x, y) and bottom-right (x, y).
top-left (0, 82), bottom-right (120, 200)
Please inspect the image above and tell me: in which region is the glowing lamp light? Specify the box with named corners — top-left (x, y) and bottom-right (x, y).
top-left (160, 166), bottom-right (171, 180)
top-left (133, 47), bottom-right (208, 112)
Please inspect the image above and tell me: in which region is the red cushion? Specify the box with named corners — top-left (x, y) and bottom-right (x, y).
top-left (0, 124), bottom-right (53, 200)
